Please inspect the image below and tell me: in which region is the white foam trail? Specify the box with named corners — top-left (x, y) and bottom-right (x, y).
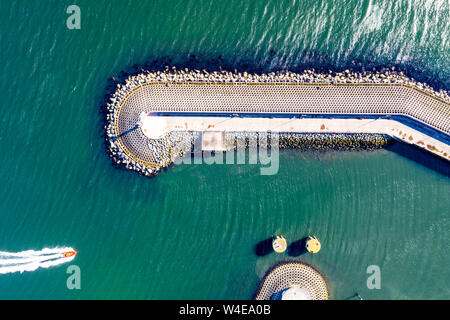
top-left (0, 247), bottom-right (76, 274)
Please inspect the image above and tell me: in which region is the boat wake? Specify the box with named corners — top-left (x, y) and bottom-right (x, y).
top-left (0, 247), bottom-right (77, 274)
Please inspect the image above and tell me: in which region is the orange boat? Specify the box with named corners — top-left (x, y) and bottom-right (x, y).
top-left (61, 250), bottom-right (78, 258)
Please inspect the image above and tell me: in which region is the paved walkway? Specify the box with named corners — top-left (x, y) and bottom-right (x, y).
top-left (158, 116), bottom-right (450, 160)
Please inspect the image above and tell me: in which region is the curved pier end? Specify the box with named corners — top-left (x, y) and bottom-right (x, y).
top-left (254, 261), bottom-right (329, 300)
top-left (138, 112), bottom-right (169, 139)
top-left (104, 68), bottom-right (450, 176)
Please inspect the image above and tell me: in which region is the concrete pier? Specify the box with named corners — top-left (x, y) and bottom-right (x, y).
top-left (104, 69), bottom-right (450, 176)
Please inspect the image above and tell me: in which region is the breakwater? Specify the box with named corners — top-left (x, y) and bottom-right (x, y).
top-left (225, 132), bottom-right (391, 153)
top-left (103, 68), bottom-right (450, 177)
top-left (271, 133), bottom-right (389, 151)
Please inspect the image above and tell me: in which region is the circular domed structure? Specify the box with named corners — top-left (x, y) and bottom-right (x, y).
top-left (255, 262), bottom-right (329, 300)
top-left (280, 286), bottom-right (312, 300)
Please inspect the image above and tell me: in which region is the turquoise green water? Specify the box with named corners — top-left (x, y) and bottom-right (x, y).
top-left (0, 0), bottom-right (449, 299)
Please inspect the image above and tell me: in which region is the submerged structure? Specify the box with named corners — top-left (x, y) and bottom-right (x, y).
top-left (103, 68), bottom-right (450, 176)
top-left (255, 261), bottom-right (329, 300)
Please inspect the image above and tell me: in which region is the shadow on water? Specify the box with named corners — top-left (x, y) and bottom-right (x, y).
top-left (287, 238), bottom-right (308, 257)
top-left (254, 237), bottom-right (311, 257)
top-left (254, 238), bottom-right (273, 257)
top-left (343, 292), bottom-right (364, 300)
top-left (386, 142), bottom-right (450, 178)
